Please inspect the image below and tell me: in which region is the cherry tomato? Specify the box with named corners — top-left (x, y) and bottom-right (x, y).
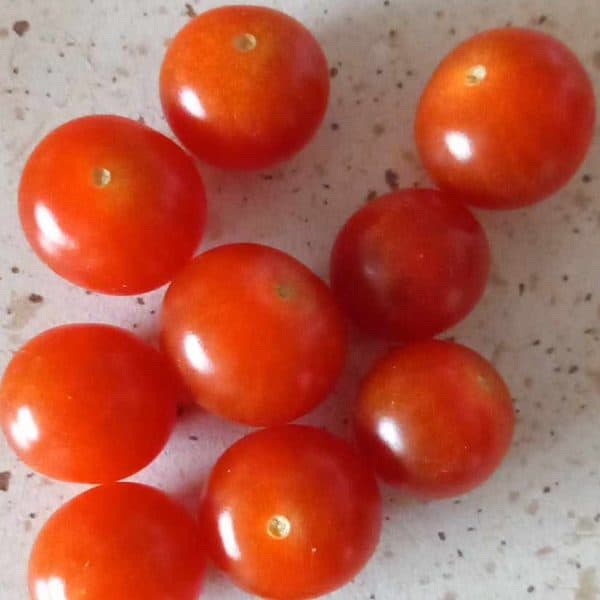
top-left (161, 243), bottom-right (346, 426)
top-left (0, 324), bottom-right (177, 483)
top-left (160, 5), bottom-right (330, 170)
top-left (29, 482), bottom-right (205, 600)
top-left (415, 28), bottom-right (595, 209)
top-left (200, 425), bottom-right (382, 599)
top-left (330, 189), bottom-right (490, 341)
top-left (19, 115), bottom-right (206, 294)
top-left (355, 340), bottom-right (515, 499)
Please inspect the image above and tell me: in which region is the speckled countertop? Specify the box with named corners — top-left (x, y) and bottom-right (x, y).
top-left (1, 1), bottom-right (599, 599)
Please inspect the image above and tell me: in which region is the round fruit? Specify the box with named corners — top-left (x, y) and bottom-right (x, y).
top-left (330, 189), bottom-right (490, 341)
top-left (415, 28), bottom-right (595, 209)
top-left (29, 482), bottom-right (205, 600)
top-left (200, 425), bottom-right (382, 599)
top-left (355, 340), bottom-right (515, 499)
top-left (161, 243), bottom-right (346, 426)
top-left (0, 324), bottom-right (177, 483)
top-left (19, 115), bottom-right (206, 294)
top-left (160, 5), bottom-right (330, 169)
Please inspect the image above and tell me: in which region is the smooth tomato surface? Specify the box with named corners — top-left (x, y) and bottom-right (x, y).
top-left (200, 425), bottom-right (382, 599)
top-left (161, 243), bottom-right (346, 426)
top-left (415, 28), bottom-right (595, 209)
top-left (355, 340), bottom-right (515, 499)
top-left (29, 482), bottom-right (205, 600)
top-left (0, 324), bottom-right (177, 483)
top-left (160, 5), bottom-right (329, 169)
top-left (330, 189), bottom-right (490, 341)
top-left (19, 115), bottom-right (206, 294)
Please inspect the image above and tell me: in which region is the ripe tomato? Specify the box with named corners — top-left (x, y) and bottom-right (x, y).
top-left (200, 425), bottom-right (382, 599)
top-left (161, 243), bottom-right (346, 426)
top-left (330, 189), bottom-right (490, 341)
top-left (415, 28), bottom-right (595, 209)
top-left (160, 5), bottom-right (329, 170)
top-left (355, 340), bottom-right (515, 499)
top-left (0, 324), bottom-right (177, 483)
top-left (19, 115), bottom-right (206, 294)
top-left (28, 482), bottom-right (205, 600)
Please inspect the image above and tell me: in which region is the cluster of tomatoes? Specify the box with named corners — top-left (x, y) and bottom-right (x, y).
top-left (1, 5), bottom-right (596, 600)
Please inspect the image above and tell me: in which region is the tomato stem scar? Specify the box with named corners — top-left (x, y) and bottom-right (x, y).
top-left (267, 515), bottom-right (291, 539)
top-left (92, 167), bottom-right (112, 187)
top-left (234, 33), bottom-right (257, 52)
top-left (465, 65), bottom-right (487, 86)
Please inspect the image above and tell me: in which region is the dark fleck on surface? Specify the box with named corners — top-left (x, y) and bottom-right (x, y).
top-left (457, 549), bottom-right (464, 558)
top-left (543, 486), bottom-right (551, 493)
top-left (28, 293), bottom-right (43, 304)
top-left (438, 531), bottom-right (446, 541)
top-left (519, 283), bottom-right (525, 296)
top-left (189, 435), bottom-right (198, 441)
top-left (532, 339), bottom-right (541, 346)
top-left (527, 585), bottom-right (535, 593)
top-left (13, 20), bottom-right (30, 37)
top-left (11, 266), bottom-right (19, 273)
top-left (537, 15), bottom-right (547, 24)
top-left (329, 66), bottom-right (338, 78)
top-left (396, 81), bottom-right (404, 88)
top-left (385, 168), bottom-right (399, 190)
top-left (330, 122), bottom-right (339, 131)
top-left (0, 471), bottom-right (11, 491)
top-left (136, 297), bottom-right (145, 305)
top-left (373, 123), bottom-right (385, 136)
top-left (582, 174), bottom-right (592, 183)
top-left (366, 190), bottom-right (378, 202)
top-left (29, 512), bottom-right (36, 519)
top-left (568, 365), bottom-right (579, 374)
top-left (184, 3), bottom-right (197, 18)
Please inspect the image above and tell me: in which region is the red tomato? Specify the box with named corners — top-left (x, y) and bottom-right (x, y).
top-left (28, 482), bottom-right (205, 600)
top-left (355, 340), bottom-right (515, 499)
top-left (161, 243), bottom-right (346, 426)
top-left (19, 115), bottom-right (206, 294)
top-left (200, 425), bottom-right (382, 599)
top-left (330, 189), bottom-right (490, 341)
top-left (160, 5), bottom-right (329, 170)
top-left (415, 28), bottom-right (595, 209)
top-left (0, 324), bottom-right (177, 483)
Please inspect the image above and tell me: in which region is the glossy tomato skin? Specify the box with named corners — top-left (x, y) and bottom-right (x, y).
top-left (161, 243), bottom-right (347, 426)
top-left (415, 28), bottom-right (595, 209)
top-left (29, 482), bottom-right (205, 600)
top-left (19, 115), bottom-right (206, 294)
top-left (0, 324), bottom-right (177, 483)
top-left (160, 5), bottom-right (330, 170)
top-left (355, 340), bottom-right (515, 499)
top-left (200, 425), bottom-right (382, 599)
top-left (330, 189), bottom-right (490, 341)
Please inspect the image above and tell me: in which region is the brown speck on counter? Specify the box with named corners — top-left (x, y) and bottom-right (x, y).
top-left (537, 15), bottom-right (548, 24)
top-left (373, 123), bottom-right (385, 136)
top-left (366, 190), bottom-right (378, 202)
top-left (13, 20), bottom-right (30, 37)
top-left (189, 435), bottom-right (198, 441)
top-left (28, 293), bottom-right (43, 304)
top-left (136, 297), bottom-right (145, 305)
top-left (438, 531), bottom-right (446, 541)
top-left (385, 168), bottom-right (399, 189)
top-left (582, 174), bottom-right (592, 183)
top-left (184, 3), bottom-right (196, 18)
top-left (330, 122), bottom-right (339, 131)
top-left (11, 266), bottom-right (19, 273)
top-left (329, 66), bottom-right (338, 78)
top-left (0, 471), bottom-right (11, 491)
top-left (527, 585), bottom-right (535, 593)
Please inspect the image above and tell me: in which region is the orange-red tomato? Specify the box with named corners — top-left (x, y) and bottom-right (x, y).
top-left (160, 5), bottom-right (329, 170)
top-left (355, 340), bottom-right (515, 499)
top-left (28, 482), bottom-right (205, 600)
top-left (330, 189), bottom-right (490, 341)
top-left (415, 28), bottom-right (595, 209)
top-left (161, 243), bottom-right (347, 426)
top-left (200, 425), bottom-right (382, 599)
top-left (19, 115), bottom-right (206, 294)
top-left (0, 324), bottom-right (177, 483)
